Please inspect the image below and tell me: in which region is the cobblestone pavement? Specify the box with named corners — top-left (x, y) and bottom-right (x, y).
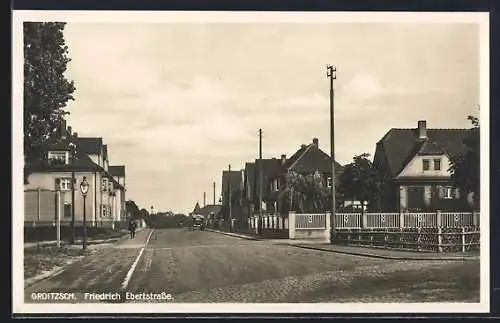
top-left (24, 228), bottom-right (480, 303)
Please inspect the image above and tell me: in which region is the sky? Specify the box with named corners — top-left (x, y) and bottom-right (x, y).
top-left (62, 21), bottom-right (480, 215)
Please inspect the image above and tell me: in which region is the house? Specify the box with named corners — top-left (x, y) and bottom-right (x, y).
top-left (24, 120), bottom-right (125, 226)
top-left (272, 138), bottom-right (344, 214)
top-left (109, 165), bottom-right (126, 220)
top-left (75, 136), bottom-right (125, 225)
top-left (221, 170), bottom-right (245, 225)
top-left (372, 120), bottom-right (475, 212)
top-left (250, 158), bottom-right (282, 213)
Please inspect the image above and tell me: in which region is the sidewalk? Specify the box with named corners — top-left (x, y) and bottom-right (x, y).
top-left (24, 227), bottom-right (146, 249)
top-left (207, 228), bottom-right (479, 261)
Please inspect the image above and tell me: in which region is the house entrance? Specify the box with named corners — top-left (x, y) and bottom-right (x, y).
top-left (407, 186), bottom-right (426, 212)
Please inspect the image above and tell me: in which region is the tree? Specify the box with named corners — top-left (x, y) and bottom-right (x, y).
top-left (279, 170), bottom-right (339, 213)
top-left (24, 22), bottom-right (76, 176)
top-left (338, 153), bottom-right (379, 215)
top-left (449, 116), bottom-right (480, 209)
top-left (125, 200), bottom-right (140, 219)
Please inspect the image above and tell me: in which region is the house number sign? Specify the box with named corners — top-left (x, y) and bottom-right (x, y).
top-left (307, 215), bottom-right (313, 223)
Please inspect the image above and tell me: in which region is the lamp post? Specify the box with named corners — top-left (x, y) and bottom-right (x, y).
top-left (79, 176), bottom-right (89, 251)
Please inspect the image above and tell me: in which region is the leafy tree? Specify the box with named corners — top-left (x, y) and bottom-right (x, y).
top-left (279, 170), bottom-right (340, 213)
top-left (125, 200), bottom-right (140, 219)
top-left (24, 22), bottom-right (76, 176)
top-left (449, 116), bottom-right (480, 210)
top-left (139, 208), bottom-right (149, 219)
top-left (338, 153), bottom-right (379, 215)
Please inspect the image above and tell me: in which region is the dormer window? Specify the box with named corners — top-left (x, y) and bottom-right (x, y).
top-left (433, 158), bottom-right (441, 170)
top-left (422, 159), bottom-right (430, 171)
top-left (48, 151), bottom-right (69, 165)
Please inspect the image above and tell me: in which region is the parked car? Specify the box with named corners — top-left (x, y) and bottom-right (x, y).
top-left (192, 216), bottom-right (205, 231)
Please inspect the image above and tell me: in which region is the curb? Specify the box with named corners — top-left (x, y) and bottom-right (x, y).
top-left (206, 229), bottom-right (261, 241)
top-left (24, 227), bottom-right (148, 249)
top-left (289, 244), bottom-right (479, 261)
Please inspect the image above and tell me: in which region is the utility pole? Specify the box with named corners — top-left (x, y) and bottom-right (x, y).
top-left (228, 164), bottom-right (232, 231)
top-left (203, 192), bottom-right (206, 207)
top-left (258, 129), bottom-right (263, 220)
top-left (213, 182), bottom-right (216, 205)
top-left (327, 65), bottom-right (337, 244)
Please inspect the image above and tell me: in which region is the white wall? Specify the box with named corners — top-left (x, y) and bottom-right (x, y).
top-left (397, 154), bottom-right (451, 178)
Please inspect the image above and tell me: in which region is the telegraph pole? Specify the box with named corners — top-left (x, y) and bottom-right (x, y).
top-left (327, 65), bottom-right (337, 244)
top-left (258, 129), bottom-right (263, 220)
top-left (213, 182), bottom-right (216, 205)
top-left (203, 192), bottom-right (206, 207)
top-left (228, 164), bottom-right (232, 231)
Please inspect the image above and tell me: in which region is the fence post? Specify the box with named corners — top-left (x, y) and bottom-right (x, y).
top-left (436, 210), bottom-right (442, 227)
top-left (462, 227), bottom-right (466, 252)
top-left (289, 211), bottom-right (296, 239)
top-left (437, 227), bottom-right (443, 252)
top-left (325, 212), bottom-right (331, 243)
top-left (472, 211), bottom-right (479, 227)
top-left (399, 212), bottom-right (404, 228)
top-left (362, 212), bottom-right (368, 229)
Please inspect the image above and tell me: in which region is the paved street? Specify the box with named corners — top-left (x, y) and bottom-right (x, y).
top-left (25, 228), bottom-right (480, 303)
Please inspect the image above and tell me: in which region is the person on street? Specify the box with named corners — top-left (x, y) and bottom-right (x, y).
top-left (128, 219), bottom-right (137, 239)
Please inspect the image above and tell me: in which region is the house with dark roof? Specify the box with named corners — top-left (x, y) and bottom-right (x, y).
top-left (242, 138), bottom-right (344, 216)
top-left (372, 120), bottom-right (475, 212)
top-left (272, 138), bottom-right (344, 214)
top-left (220, 169), bottom-right (246, 226)
top-left (24, 119), bottom-right (126, 227)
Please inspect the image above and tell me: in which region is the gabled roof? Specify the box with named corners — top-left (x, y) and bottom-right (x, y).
top-left (109, 165), bottom-right (125, 177)
top-left (284, 142), bottom-right (343, 175)
top-left (26, 148), bottom-right (101, 173)
top-left (376, 127), bottom-right (470, 177)
top-left (192, 202), bottom-right (201, 213)
top-left (75, 137), bottom-right (103, 155)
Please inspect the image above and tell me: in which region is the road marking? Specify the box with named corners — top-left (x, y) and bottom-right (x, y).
top-left (121, 229), bottom-right (154, 290)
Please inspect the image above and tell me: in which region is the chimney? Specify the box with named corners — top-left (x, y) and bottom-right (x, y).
top-left (417, 120), bottom-right (427, 139)
top-left (312, 138), bottom-right (319, 147)
top-left (73, 132), bottom-right (78, 138)
top-left (281, 154), bottom-right (286, 165)
top-left (60, 119), bottom-right (67, 139)
top-left (68, 126), bottom-right (72, 135)
top-left (301, 144), bottom-right (306, 148)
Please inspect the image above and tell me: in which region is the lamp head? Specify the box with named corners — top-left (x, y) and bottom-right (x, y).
top-left (80, 176), bottom-right (89, 196)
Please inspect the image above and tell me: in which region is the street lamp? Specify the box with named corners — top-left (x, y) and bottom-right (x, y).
top-left (79, 176), bottom-right (89, 251)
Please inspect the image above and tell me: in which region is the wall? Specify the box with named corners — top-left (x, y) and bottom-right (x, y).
top-left (399, 184), bottom-right (473, 212)
top-left (288, 212), bottom-right (330, 243)
top-left (25, 172), bottom-right (95, 223)
top-left (397, 154), bottom-right (451, 178)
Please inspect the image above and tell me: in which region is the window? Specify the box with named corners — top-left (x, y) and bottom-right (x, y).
top-left (64, 203), bottom-right (71, 218)
top-left (422, 159), bottom-right (430, 171)
top-left (327, 177), bottom-right (332, 188)
top-left (101, 204), bottom-right (108, 217)
top-left (48, 151), bottom-right (68, 164)
top-left (441, 186), bottom-right (454, 199)
top-left (433, 158), bottom-right (441, 171)
top-left (56, 178), bottom-right (72, 191)
top-left (101, 178), bottom-right (108, 191)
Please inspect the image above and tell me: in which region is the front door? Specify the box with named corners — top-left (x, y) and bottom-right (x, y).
top-left (407, 186), bottom-right (426, 212)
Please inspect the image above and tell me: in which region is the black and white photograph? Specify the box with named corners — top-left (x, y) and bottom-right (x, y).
top-left (13, 11), bottom-right (489, 314)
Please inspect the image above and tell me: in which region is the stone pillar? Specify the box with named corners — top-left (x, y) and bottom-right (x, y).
top-left (325, 212), bottom-right (331, 243)
top-left (424, 185), bottom-right (432, 207)
top-left (289, 211), bottom-right (296, 239)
